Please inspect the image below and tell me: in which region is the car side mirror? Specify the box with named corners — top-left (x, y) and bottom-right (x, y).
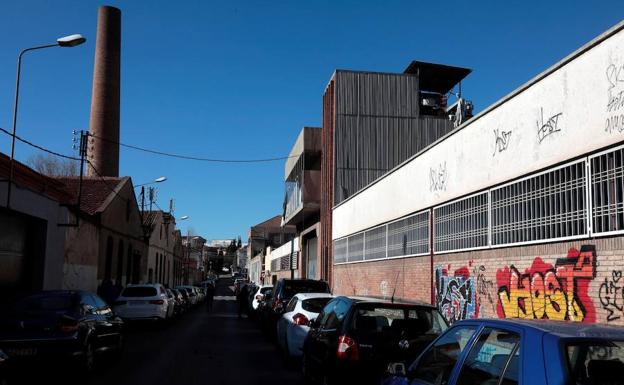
top-left (387, 362), bottom-right (407, 376)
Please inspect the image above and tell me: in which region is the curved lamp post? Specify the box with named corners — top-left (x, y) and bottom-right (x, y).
top-left (7, 34), bottom-right (86, 207)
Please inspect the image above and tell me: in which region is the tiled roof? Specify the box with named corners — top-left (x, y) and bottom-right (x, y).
top-left (252, 215), bottom-right (283, 229)
top-left (0, 152), bottom-right (73, 203)
top-left (56, 176), bottom-right (126, 216)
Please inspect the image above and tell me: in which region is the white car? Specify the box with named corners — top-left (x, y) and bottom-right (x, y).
top-left (251, 285), bottom-right (273, 310)
top-left (276, 293), bottom-right (334, 358)
top-left (176, 286), bottom-right (198, 306)
top-left (114, 284), bottom-right (173, 321)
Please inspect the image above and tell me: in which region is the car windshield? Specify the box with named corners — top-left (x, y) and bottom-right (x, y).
top-left (282, 281), bottom-right (330, 298)
top-left (121, 287), bottom-right (157, 297)
top-left (352, 304), bottom-right (448, 335)
top-left (567, 341), bottom-right (624, 384)
top-left (302, 297), bottom-right (333, 313)
top-left (13, 293), bottom-right (77, 313)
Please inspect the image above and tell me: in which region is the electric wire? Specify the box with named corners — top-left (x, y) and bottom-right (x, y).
top-left (88, 133), bottom-right (299, 163)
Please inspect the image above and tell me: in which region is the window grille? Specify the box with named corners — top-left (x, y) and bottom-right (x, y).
top-left (434, 193), bottom-right (489, 252)
top-left (334, 238), bottom-right (348, 263)
top-left (364, 225), bottom-right (387, 260)
top-left (347, 233), bottom-right (364, 262)
top-left (591, 148), bottom-right (624, 234)
top-left (388, 211), bottom-right (429, 257)
top-left (491, 161), bottom-right (587, 245)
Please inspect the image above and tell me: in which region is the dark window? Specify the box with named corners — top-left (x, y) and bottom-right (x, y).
top-left (410, 326), bottom-right (477, 385)
top-left (125, 199), bottom-right (131, 222)
top-left (302, 297), bottom-right (333, 313)
top-left (260, 287), bottom-right (273, 294)
top-left (14, 293), bottom-right (77, 313)
top-left (317, 300), bottom-right (337, 328)
top-left (121, 286), bottom-right (158, 297)
top-left (281, 280), bottom-right (330, 298)
top-left (456, 328), bottom-right (520, 385)
top-left (286, 297), bottom-right (298, 313)
top-left (567, 341), bottom-right (624, 385)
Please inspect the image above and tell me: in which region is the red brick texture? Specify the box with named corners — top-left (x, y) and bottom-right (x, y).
top-left (332, 236), bottom-right (624, 326)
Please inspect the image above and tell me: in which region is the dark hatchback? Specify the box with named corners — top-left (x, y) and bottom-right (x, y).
top-left (265, 279), bottom-right (331, 330)
top-left (0, 290), bottom-right (124, 374)
top-left (302, 296), bottom-right (448, 385)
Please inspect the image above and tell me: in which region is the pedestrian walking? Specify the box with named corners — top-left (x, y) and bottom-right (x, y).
top-left (237, 283), bottom-right (248, 318)
top-left (205, 283), bottom-right (215, 312)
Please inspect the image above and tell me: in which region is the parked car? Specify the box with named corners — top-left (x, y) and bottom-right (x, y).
top-left (276, 293), bottom-right (334, 358)
top-left (302, 296), bottom-right (448, 385)
top-left (176, 288), bottom-right (192, 310)
top-left (113, 284), bottom-right (173, 321)
top-left (265, 279), bottom-right (331, 335)
top-left (176, 286), bottom-right (198, 306)
top-left (0, 349), bottom-right (8, 385)
top-left (0, 290), bottom-right (124, 374)
top-left (383, 318), bottom-right (624, 385)
top-left (251, 285), bottom-right (273, 311)
top-left (167, 289), bottom-right (184, 317)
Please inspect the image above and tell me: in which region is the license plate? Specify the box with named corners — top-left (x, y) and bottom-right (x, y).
top-left (6, 347), bottom-right (37, 357)
top-left (129, 300), bottom-right (146, 305)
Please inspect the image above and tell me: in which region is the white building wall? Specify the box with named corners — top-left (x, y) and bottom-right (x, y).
top-left (333, 21), bottom-right (624, 240)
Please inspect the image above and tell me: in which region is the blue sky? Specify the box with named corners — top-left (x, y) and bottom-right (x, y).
top-left (0, 0), bottom-right (620, 240)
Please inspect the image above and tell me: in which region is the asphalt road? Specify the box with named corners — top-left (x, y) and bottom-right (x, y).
top-left (81, 277), bottom-right (301, 385)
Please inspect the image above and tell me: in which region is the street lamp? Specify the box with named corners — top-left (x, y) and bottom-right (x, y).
top-left (6, 34), bottom-right (86, 208)
top-left (134, 176), bottom-right (167, 188)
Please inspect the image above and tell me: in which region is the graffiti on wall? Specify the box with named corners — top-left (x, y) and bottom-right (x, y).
top-left (606, 62), bottom-right (624, 134)
top-left (429, 162), bottom-right (448, 192)
top-left (492, 129), bottom-right (512, 156)
top-left (435, 266), bottom-right (477, 325)
top-left (599, 270), bottom-right (624, 322)
top-left (536, 107), bottom-right (563, 143)
top-left (474, 264), bottom-right (497, 315)
top-left (496, 245), bottom-right (597, 322)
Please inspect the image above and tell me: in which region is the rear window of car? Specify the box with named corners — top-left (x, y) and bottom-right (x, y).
top-left (260, 287), bottom-right (273, 294)
top-left (14, 294), bottom-right (76, 313)
top-left (282, 280), bottom-right (330, 298)
top-left (302, 297), bottom-right (333, 313)
top-left (352, 304), bottom-right (448, 335)
top-left (567, 341), bottom-right (624, 384)
top-left (121, 287), bottom-right (157, 297)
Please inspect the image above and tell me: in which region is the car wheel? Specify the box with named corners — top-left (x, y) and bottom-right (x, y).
top-left (81, 341), bottom-right (95, 373)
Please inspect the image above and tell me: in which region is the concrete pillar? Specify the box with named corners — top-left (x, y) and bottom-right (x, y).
top-left (87, 6), bottom-right (121, 177)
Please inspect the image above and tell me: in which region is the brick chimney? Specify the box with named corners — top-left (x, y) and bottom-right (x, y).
top-left (87, 5), bottom-right (121, 177)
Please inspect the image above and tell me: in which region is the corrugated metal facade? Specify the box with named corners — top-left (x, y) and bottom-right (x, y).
top-left (333, 70), bottom-right (455, 204)
top-left (320, 70), bottom-right (456, 287)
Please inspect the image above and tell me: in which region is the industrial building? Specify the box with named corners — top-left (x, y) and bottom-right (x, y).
top-left (329, 20), bottom-right (624, 326)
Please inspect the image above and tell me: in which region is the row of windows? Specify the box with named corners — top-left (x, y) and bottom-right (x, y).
top-left (334, 146), bottom-right (624, 263)
top-left (334, 211), bottom-right (430, 263)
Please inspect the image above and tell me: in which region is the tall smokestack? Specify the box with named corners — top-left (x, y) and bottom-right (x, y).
top-left (87, 6), bottom-right (121, 177)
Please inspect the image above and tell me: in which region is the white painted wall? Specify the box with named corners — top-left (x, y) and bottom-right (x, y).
top-left (333, 21), bottom-right (624, 240)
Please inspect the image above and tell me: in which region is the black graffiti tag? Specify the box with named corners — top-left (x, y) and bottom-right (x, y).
top-left (599, 270), bottom-right (624, 322)
top-left (493, 129), bottom-right (512, 156)
top-left (537, 108), bottom-right (563, 143)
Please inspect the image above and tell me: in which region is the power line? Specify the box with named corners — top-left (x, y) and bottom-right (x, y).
top-left (89, 133), bottom-right (299, 163)
top-left (0, 127), bottom-right (80, 161)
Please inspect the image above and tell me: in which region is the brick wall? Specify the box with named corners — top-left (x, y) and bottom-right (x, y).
top-left (332, 236), bottom-right (624, 326)
top-left (333, 256), bottom-right (432, 303)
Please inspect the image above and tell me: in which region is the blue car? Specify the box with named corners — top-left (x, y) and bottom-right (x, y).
top-left (383, 318), bottom-right (624, 385)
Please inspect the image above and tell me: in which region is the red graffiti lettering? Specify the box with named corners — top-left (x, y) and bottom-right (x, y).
top-left (496, 246), bottom-right (596, 322)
